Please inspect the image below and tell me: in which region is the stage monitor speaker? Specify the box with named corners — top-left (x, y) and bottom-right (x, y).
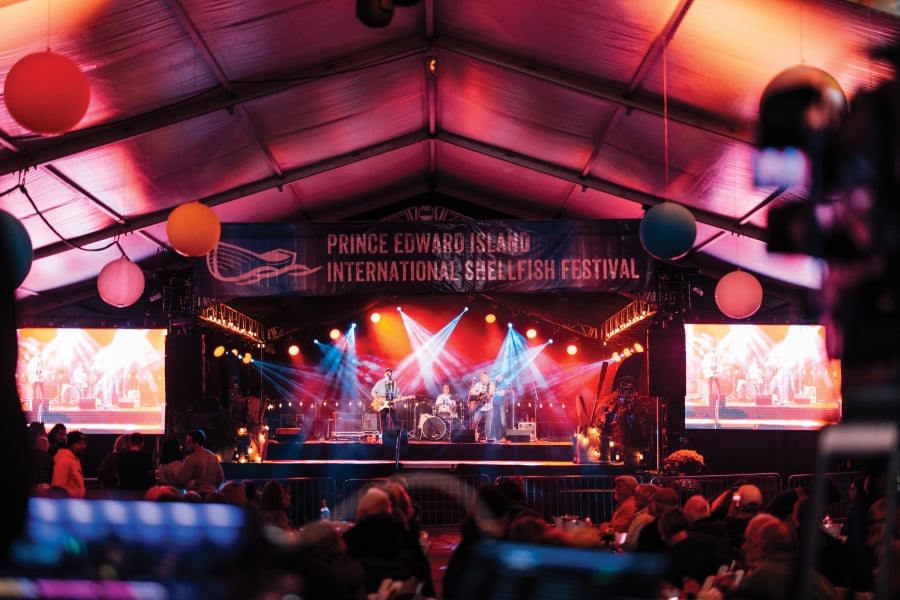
top-left (755, 394), bottom-right (774, 406)
top-left (274, 427), bottom-right (305, 443)
top-left (451, 429), bottom-right (475, 443)
top-left (381, 429), bottom-right (409, 447)
top-left (507, 430), bottom-right (531, 443)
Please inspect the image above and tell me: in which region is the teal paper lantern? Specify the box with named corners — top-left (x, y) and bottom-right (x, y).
top-left (0, 209), bottom-right (33, 288)
top-left (639, 202), bottom-right (697, 260)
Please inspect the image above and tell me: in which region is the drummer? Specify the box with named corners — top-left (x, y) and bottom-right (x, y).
top-left (434, 384), bottom-right (457, 419)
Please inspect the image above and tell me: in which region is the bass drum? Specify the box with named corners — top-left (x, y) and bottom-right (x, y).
top-left (421, 416), bottom-right (447, 441)
top-left (737, 380), bottom-right (756, 402)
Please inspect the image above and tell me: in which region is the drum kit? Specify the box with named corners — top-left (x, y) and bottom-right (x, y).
top-left (413, 399), bottom-right (462, 441)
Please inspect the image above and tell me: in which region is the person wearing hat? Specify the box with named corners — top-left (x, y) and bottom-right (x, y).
top-left (603, 475), bottom-right (639, 537)
top-left (371, 367), bottom-right (402, 431)
top-left (51, 430), bottom-right (87, 498)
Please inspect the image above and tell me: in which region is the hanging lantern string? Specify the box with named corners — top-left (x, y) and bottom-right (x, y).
top-left (732, 143), bottom-right (741, 270)
top-left (17, 182), bottom-right (118, 252)
top-left (663, 40), bottom-right (669, 192)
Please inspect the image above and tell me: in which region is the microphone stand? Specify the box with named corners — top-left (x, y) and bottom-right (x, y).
top-left (531, 376), bottom-right (539, 440)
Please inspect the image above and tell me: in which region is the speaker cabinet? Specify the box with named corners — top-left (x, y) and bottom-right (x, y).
top-left (451, 429), bottom-right (475, 443)
top-left (755, 394), bottom-right (774, 406)
top-left (507, 431), bottom-right (531, 443)
top-left (381, 429), bottom-right (409, 447)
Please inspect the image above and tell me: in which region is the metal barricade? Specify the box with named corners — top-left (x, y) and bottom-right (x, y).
top-left (500, 474), bottom-right (624, 524)
top-left (340, 473), bottom-right (491, 525)
top-left (787, 470), bottom-right (864, 521)
top-left (240, 476), bottom-right (338, 526)
top-left (649, 473), bottom-right (783, 508)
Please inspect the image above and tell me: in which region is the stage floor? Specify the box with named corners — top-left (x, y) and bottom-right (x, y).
top-left (223, 438), bottom-right (634, 481)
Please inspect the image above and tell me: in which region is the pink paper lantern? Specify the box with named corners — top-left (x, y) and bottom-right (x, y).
top-left (97, 257), bottom-right (145, 307)
top-left (3, 51), bottom-right (90, 134)
top-left (166, 202), bottom-right (221, 257)
top-left (715, 270), bottom-right (763, 319)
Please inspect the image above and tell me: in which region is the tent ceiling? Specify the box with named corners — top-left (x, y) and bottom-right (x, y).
top-left (3, 0), bottom-right (899, 332)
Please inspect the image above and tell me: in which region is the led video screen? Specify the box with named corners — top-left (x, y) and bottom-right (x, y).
top-left (17, 328), bottom-right (167, 434)
top-left (685, 323), bottom-right (841, 430)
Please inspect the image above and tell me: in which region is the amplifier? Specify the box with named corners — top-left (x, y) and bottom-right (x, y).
top-left (507, 429), bottom-right (533, 443)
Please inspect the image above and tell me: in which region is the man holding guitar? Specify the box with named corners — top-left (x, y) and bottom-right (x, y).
top-left (371, 368), bottom-right (412, 431)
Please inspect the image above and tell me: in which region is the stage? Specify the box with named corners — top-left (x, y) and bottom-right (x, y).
top-left (221, 437), bottom-right (635, 526)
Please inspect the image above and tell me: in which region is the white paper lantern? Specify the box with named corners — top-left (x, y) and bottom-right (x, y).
top-left (715, 270), bottom-right (763, 319)
top-left (97, 256), bottom-right (145, 307)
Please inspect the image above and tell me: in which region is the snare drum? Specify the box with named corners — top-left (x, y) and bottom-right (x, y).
top-left (436, 402), bottom-right (455, 419)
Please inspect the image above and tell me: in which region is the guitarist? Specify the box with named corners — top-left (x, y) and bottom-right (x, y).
top-left (370, 367), bottom-right (402, 431)
top-left (467, 372), bottom-right (494, 442)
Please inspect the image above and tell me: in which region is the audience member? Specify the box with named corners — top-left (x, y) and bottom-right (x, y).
top-left (443, 484), bottom-right (513, 600)
top-left (117, 432), bottom-right (155, 492)
top-left (51, 430), bottom-right (87, 498)
top-left (659, 507), bottom-right (719, 590)
top-left (723, 484), bottom-right (765, 560)
top-left (96, 434), bottom-right (131, 489)
top-left (28, 428), bottom-right (53, 494)
top-left (46, 423), bottom-right (67, 457)
top-left (636, 486), bottom-right (680, 553)
top-left (864, 497), bottom-right (900, 598)
top-left (342, 486), bottom-right (434, 597)
top-left (791, 496), bottom-right (845, 589)
top-left (684, 493), bottom-right (731, 568)
top-left (606, 475), bottom-right (639, 535)
top-left (219, 480), bottom-right (249, 508)
top-left (180, 429), bottom-right (224, 495)
top-left (623, 482), bottom-right (657, 551)
top-left (145, 485), bottom-right (181, 502)
top-left (257, 480), bottom-right (295, 531)
top-left (157, 436), bottom-right (184, 487)
top-left (722, 517), bottom-right (835, 600)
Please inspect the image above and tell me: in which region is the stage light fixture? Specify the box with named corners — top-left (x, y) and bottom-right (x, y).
top-left (370, 312), bottom-right (381, 323)
top-left (329, 328), bottom-right (341, 340)
top-left (526, 328), bottom-right (537, 339)
top-left (351, 322), bottom-right (357, 329)
top-left (612, 352), bottom-right (621, 362)
top-left (313, 338), bottom-right (320, 345)
top-left (548, 338), bottom-right (554, 344)
top-left (231, 348), bottom-right (239, 356)
top-left (288, 344), bottom-right (300, 356)
top-left (242, 352), bottom-right (252, 364)
top-left (634, 342), bottom-right (645, 353)
top-left (213, 345), bottom-right (226, 357)
top-left (485, 313), bottom-right (496, 324)
top-left (566, 344), bottom-right (578, 356)
top-left (623, 348), bottom-right (633, 358)
top-left (507, 322), bottom-right (513, 329)
top-left (464, 306), bottom-right (469, 312)
top-left (396, 306), bottom-right (402, 312)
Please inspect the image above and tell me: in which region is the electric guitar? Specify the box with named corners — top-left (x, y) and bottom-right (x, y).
top-left (371, 394), bottom-right (415, 412)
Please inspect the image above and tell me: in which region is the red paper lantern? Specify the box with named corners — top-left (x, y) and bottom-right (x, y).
top-left (3, 51), bottom-right (90, 134)
top-left (715, 270), bottom-right (763, 319)
top-left (97, 257), bottom-right (145, 307)
top-left (166, 202), bottom-right (221, 257)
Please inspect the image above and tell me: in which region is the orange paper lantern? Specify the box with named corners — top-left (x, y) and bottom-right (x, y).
top-left (3, 51), bottom-right (90, 134)
top-left (166, 202), bottom-right (221, 257)
top-left (715, 270), bottom-right (763, 319)
top-left (97, 257), bottom-right (145, 307)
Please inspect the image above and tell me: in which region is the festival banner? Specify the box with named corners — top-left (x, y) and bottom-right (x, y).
top-left (193, 220), bottom-right (654, 297)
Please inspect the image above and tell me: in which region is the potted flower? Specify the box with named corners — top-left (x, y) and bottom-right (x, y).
top-left (663, 449), bottom-right (706, 475)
